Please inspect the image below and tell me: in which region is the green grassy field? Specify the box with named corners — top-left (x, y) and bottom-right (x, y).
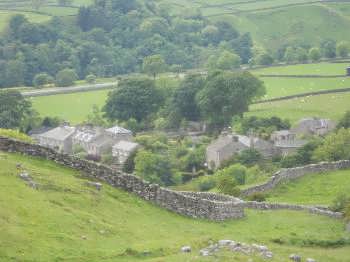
top-left (248, 92), bottom-right (350, 123)
top-left (253, 63), bottom-right (349, 76)
top-left (162, 0), bottom-right (350, 49)
top-left (31, 89), bottom-right (110, 123)
top-left (1, 151), bottom-right (349, 261)
top-left (261, 77), bottom-right (350, 99)
top-left (266, 170), bottom-right (350, 206)
top-left (0, 10), bottom-right (51, 32)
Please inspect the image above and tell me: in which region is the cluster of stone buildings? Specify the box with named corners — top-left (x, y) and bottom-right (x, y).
top-left (206, 118), bottom-right (336, 169)
top-left (34, 124), bottom-right (139, 165)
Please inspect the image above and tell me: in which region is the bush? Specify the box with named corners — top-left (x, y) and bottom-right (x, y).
top-left (197, 176), bottom-right (216, 191)
top-left (55, 68), bottom-right (78, 87)
top-left (247, 192), bottom-right (267, 202)
top-left (330, 194), bottom-right (350, 212)
top-left (33, 73), bottom-right (53, 88)
top-left (217, 174), bottom-right (241, 196)
top-left (216, 164), bottom-right (247, 185)
top-left (86, 74), bottom-right (97, 84)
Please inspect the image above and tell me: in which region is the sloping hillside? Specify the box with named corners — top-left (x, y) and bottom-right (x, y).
top-left (0, 152), bottom-right (350, 261)
top-left (161, 0), bottom-right (350, 49)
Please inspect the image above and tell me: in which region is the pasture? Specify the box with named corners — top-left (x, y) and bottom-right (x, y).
top-left (1, 151), bottom-right (349, 261)
top-left (31, 89), bottom-right (110, 123)
top-left (248, 92), bottom-right (350, 123)
top-left (161, 0), bottom-right (350, 49)
top-left (266, 170), bottom-right (350, 206)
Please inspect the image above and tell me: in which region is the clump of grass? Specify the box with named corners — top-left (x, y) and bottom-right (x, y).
top-left (0, 128), bottom-right (33, 143)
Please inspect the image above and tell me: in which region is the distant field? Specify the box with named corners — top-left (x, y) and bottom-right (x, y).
top-left (266, 170), bottom-right (350, 206)
top-left (261, 77), bottom-right (350, 99)
top-left (252, 63), bottom-right (349, 76)
top-left (248, 92), bottom-right (350, 123)
top-left (31, 89), bottom-right (109, 123)
top-left (162, 0), bottom-right (350, 49)
top-left (1, 152), bottom-right (349, 261)
top-left (0, 10), bottom-right (51, 31)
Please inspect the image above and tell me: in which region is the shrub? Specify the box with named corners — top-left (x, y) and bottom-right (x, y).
top-left (247, 192), bottom-right (267, 202)
top-left (217, 174), bottom-right (240, 196)
top-left (86, 74), bottom-right (97, 84)
top-left (330, 194), bottom-right (350, 212)
top-left (216, 164), bottom-right (247, 185)
top-left (55, 68), bottom-right (78, 87)
top-left (33, 73), bottom-right (53, 88)
top-left (197, 176), bottom-right (216, 191)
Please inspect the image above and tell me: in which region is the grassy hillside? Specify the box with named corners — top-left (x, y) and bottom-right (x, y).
top-left (266, 169), bottom-right (350, 206)
top-left (161, 0), bottom-right (350, 49)
top-left (31, 89), bottom-right (109, 123)
top-left (1, 151), bottom-right (350, 261)
top-left (248, 92), bottom-right (350, 123)
top-left (0, 0), bottom-right (92, 32)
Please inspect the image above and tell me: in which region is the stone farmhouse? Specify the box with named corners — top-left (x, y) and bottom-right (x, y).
top-left (35, 125), bottom-right (138, 164)
top-left (206, 132), bottom-right (274, 170)
top-left (37, 125), bottom-right (76, 154)
top-left (291, 118), bottom-right (336, 136)
top-left (271, 130), bottom-right (307, 156)
top-left (112, 141), bottom-right (140, 165)
top-left (72, 127), bottom-right (116, 156)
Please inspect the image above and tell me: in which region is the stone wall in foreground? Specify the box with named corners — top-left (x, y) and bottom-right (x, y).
top-left (241, 160), bottom-right (350, 197)
top-left (0, 137), bottom-right (244, 221)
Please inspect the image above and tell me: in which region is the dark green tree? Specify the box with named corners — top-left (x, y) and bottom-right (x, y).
top-left (0, 90), bottom-right (32, 129)
top-left (196, 71), bottom-right (265, 126)
top-left (103, 77), bottom-right (163, 122)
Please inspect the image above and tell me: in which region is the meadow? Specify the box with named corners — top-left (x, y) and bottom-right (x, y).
top-left (266, 170), bottom-right (350, 206)
top-left (162, 0), bottom-right (350, 49)
top-left (1, 151), bottom-right (349, 261)
top-left (253, 62), bottom-right (349, 76)
top-left (31, 89), bottom-right (110, 123)
top-left (248, 92), bottom-right (350, 123)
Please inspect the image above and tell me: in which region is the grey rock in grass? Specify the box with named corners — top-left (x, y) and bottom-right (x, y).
top-left (199, 249), bottom-right (210, 256)
top-left (86, 181), bottom-right (102, 191)
top-left (289, 254), bottom-right (302, 262)
top-left (346, 223), bottom-right (350, 232)
top-left (306, 258), bottom-right (317, 262)
top-left (181, 246), bottom-right (191, 253)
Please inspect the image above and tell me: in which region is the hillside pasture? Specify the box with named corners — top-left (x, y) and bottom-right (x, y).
top-left (31, 89), bottom-right (109, 123)
top-left (0, 152), bottom-right (349, 261)
top-left (0, 10), bottom-right (51, 32)
top-left (266, 170), bottom-right (350, 206)
top-left (261, 77), bottom-right (350, 99)
top-left (252, 62), bottom-right (349, 76)
top-left (248, 92), bottom-right (350, 123)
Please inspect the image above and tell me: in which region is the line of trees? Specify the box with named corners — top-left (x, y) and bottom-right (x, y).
top-left (103, 70), bottom-right (265, 130)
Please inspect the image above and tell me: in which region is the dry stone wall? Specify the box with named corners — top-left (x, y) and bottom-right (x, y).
top-left (241, 160), bottom-right (350, 196)
top-left (0, 137), bottom-right (244, 221)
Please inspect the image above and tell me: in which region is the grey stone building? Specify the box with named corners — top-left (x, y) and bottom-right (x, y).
top-left (291, 118), bottom-right (336, 136)
top-left (112, 141), bottom-right (140, 165)
top-left (271, 130), bottom-right (307, 156)
top-left (37, 125), bottom-right (76, 154)
top-left (206, 133), bottom-right (274, 170)
top-left (72, 127), bottom-right (114, 156)
top-left (105, 125), bottom-right (133, 142)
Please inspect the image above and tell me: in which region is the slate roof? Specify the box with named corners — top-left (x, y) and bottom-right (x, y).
top-left (38, 126), bottom-right (76, 141)
top-left (106, 126), bottom-right (132, 135)
top-left (207, 135), bottom-right (238, 152)
top-left (274, 139), bottom-right (307, 148)
top-left (113, 141), bottom-right (139, 152)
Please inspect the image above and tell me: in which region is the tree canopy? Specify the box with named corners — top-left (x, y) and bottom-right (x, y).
top-left (196, 71), bottom-right (265, 126)
top-left (103, 77), bottom-right (163, 122)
